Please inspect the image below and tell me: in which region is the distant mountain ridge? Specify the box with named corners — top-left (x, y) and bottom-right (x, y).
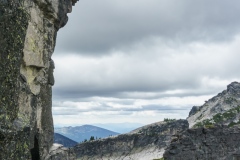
top-left (54, 133), bottom-right (78, 147)
top-left (55, 125), bottom-right (120, 142)
top-left (93, 123), bottom-right (143, 133)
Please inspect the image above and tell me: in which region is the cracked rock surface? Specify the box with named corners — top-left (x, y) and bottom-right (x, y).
top-left (163, 125), bottom-right (240, 160)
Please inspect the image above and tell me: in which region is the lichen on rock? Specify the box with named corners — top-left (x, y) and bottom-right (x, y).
top-left (0, 0), bottom-right (78, 159)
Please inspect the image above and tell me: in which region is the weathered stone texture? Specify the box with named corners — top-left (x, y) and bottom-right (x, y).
top-left (0, 0), bottom-right (78, 159)
top-left (73, 120), bottom-right (188, 160)
top-left (163, 125), bottom-right (240, 160)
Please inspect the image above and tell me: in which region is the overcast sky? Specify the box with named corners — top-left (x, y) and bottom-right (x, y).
top-left (52, 0), bottom-right (240, 127)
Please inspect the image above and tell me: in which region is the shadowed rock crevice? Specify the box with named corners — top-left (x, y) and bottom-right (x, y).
top-left (31, 136), bottom-right (40, 160)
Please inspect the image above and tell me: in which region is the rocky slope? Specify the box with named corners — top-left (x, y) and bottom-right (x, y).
top-left (0, 0), bottom-right (78, 159)
top-left (73, 120), bottom-right (188, 160)
top-left (187, 82), bottom-right (240, 128)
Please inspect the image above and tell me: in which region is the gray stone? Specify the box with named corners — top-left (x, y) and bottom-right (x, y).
top-left (163, 126), bottom-right (240, 160)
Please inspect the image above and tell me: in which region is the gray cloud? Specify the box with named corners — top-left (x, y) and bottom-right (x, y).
top-left (55, 0), bottom-right (240, 55)
top-left (52, 0), bottom-right (240, 125)
top-left (52, 100), bottom-right (192, 116)
top-left (53, 39), bottom-right (240, 100)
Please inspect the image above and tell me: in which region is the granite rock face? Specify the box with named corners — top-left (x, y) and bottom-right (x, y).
top-left (73, 120), bottom-right (188, 160)
top-left (0, 0), bottom-right (78, 159)
top-left (163, 125), bottom-right (240, 160)
top-left (188, 82), bottom-right (240, 128)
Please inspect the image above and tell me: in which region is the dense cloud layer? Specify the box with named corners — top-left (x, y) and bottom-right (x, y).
top-left (53, 39), bottom-right (240, 98)
top-left (53, 0), bottom-right (240, 126)
top-left (55, 0), bottom-right (240, 55)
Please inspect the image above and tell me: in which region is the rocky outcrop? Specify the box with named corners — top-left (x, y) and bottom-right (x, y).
top-left (73, 120), bottom-right (188, 160)
top-left (187, 82), bottom-right (240, 128)
top-left (0, 0), bottom-right (78, 159)
top-left (163, 125), bottom-right (240, 160)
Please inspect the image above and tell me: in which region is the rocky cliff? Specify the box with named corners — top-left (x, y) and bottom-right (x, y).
top-left (0, 0), bottom-right (78, 159)
top-left (73, 120), bottom-right (188, 160)
top-left (163, 125), bottom-right (240, 160)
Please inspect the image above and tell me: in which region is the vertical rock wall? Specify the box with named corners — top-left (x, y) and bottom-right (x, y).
top-left (0, 0), bottom-right (78, 159)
